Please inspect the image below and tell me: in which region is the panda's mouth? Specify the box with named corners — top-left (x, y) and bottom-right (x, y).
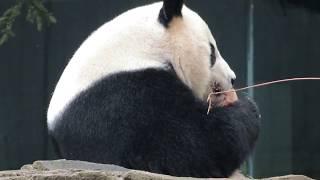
top-left (211, 82), bottom-right (222, 94)
top-left (207, 82), bottom-right (224, 113)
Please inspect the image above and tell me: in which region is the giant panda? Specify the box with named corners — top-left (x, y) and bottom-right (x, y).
top-left (47, 0), bottom-right (260, 178)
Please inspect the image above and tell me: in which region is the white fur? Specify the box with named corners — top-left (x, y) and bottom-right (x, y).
top-left (47, 2), bottom-right (236, 128)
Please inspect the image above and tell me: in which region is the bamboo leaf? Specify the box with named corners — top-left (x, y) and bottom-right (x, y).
top-left (0, 0), bottom-right (56, 46)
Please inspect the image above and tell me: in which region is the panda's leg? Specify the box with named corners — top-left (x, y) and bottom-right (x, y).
top-left (203, 95), bottom-right (261, 177)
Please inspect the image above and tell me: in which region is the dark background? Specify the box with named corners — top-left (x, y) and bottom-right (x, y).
top-left (0, 0), bottom-right (320, 178)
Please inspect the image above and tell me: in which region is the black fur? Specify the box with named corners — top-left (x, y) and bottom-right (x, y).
top-left (159, 0), bottom-right (184, 27)
top-left (50, 68), bottom-right (260, 178)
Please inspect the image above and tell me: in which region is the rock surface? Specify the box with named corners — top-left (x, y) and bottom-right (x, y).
top-left (0, 160), bottom-right (313, 180)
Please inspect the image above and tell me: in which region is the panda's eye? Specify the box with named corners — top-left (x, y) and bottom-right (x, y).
top-left (210, 43), bottom-right (216, 67)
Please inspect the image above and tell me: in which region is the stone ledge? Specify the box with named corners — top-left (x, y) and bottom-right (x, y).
top-left (0, 160), bottom-right (313, 180)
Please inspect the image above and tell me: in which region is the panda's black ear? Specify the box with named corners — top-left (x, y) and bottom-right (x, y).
top-left (159, 0), bottom-right (184, 27)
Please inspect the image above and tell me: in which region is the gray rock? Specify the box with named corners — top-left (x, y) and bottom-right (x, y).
top-left (0, 160), bottom-right (314, 180)
top-left (260, 175), bottom-right (314, 180)
top-left (22, 159), bottom-right (128, 172)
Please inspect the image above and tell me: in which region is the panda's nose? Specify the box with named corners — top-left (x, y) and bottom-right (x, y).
top-left (231, 78), bottom-right (236, 86)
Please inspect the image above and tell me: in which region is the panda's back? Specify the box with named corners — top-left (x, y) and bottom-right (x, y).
top-left (47, 2), bottom-right (169, 128)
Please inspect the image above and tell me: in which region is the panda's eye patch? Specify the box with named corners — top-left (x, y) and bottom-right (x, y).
top-left (210, 43), bottom-right (216, 67)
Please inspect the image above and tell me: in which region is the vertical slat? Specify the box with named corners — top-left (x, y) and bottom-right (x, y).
top-left (246, 0), bottom-right (255, 176)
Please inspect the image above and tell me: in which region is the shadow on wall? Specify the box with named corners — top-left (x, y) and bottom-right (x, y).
top-left (282, 0), bottom-right (320, 12)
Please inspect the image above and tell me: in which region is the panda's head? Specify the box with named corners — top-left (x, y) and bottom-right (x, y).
top-left (157, 0), bottom-right (236, 100)
top-left (48, 0), bottom-right (236, 125)
top-left (104, 0), bottom-right (236, 100)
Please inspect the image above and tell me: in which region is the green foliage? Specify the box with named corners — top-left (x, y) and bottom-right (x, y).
top-left (0, 0), bottom-right (56, 46)
top-left (26, 0), bottom-right (56, 31)
top-left (0, 1), bottom-right (22, 45)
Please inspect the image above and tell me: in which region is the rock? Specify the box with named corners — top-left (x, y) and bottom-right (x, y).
top-left (261, 175), bottom-right (313, 180)
top-left (0, 160), bottom-right (314, 180)
top-left (21, 159), bottom-right (128, 172)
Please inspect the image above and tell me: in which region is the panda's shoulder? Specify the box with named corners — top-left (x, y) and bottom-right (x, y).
top-left (74, 67), bottom-right (200, 105)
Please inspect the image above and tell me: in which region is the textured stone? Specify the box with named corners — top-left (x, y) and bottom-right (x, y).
top-left (23, 159), bottom-right (128, 172)
top-left (260, 175), bottom-right (313, 180)
top-left (0, 160), bottom-right (314, 180)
